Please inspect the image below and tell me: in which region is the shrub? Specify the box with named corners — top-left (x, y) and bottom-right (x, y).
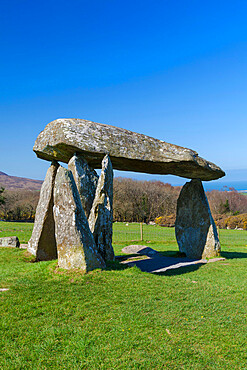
top-left (154, 214), bottom-right (176, 227)
top-left (213, 213), bottom-right (247, 230)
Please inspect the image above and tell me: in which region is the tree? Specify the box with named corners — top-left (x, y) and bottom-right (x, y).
top-left (207, 189), bottom-right (247, 215)
top-left (0, 189), bottom-right (40, 221)
top-left (0, 187), bottom-right (5, 205)
top-left (113, 177), bottom-right (181, 222)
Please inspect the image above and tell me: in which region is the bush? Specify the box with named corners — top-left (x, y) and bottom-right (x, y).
top-left (154, 214), bottom-right (176, 227)
top-left (213, 213), bottom-right (247, 230)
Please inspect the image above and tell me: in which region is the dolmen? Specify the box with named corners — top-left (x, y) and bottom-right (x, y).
top-left (28, 118), bottom-right (225, 271)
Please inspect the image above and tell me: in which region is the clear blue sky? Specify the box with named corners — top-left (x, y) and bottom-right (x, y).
top-left (1, 0), bottom-right (247, 186)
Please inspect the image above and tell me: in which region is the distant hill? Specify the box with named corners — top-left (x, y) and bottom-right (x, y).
top-left (0, 171), bottom-right (43, 191)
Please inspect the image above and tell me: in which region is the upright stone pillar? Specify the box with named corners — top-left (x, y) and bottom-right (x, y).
top-left (175, 179), bottom-right (221, 259)
top-left (68, 154), bottom-right (99, 218)
top-left (88, 155), bottom-right (115, 261)
top-left (27, 161), bottom-right (58, 260)
top-left (53, 166), bottom-right (105, 271)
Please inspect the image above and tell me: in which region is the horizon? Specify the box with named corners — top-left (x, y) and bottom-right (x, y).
top-left (1, 167), bottom-right (247, 192)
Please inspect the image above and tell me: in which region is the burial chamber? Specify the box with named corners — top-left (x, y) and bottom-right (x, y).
top-left (28, 119), bottom-right (225, 270)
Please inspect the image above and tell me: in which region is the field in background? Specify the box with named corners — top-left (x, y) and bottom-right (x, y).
top-left (0, 222), bottom-right (33, 244)
top-left (0, 221), bottom-right (176, 244)
top-left (0, 221), bottom-right (247, 255)
top-left (0, 222), bottom-right (169, 244)
top-left (113, 222), bottom-right (176, 243)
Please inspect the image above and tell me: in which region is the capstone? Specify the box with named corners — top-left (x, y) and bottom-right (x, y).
top-left (33, 118), bottom-right (225, 181)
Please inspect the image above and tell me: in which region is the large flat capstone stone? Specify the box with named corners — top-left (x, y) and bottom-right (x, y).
top-left (33, 119), bottom-right (225, 181)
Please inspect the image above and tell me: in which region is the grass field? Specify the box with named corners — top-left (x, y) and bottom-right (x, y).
top-left (0, 222), bottom-right (247, 369)
top-left (0, 221), bottom-right (176, 245)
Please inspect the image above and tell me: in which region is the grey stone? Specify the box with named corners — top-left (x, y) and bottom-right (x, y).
top-left (68, 154), bottom-right (98, 218)
top-left (33, 118), bottom-right (225, 181)
top-left (175, 179), bottom-right (221, 259)
top-left (88, 155), bottom-right (115, 261)
top-left (0, 236), bottom-right (20, 248)
top-left (27, 162), bottom-right (58, 260)
top-left (53, 166), bottom-right (105, 271)
top-left (122, 245), bottom-right (158, 256)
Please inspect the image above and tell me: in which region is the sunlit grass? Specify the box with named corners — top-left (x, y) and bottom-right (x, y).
top-left (0, 221), bottom-right (33, 244)
top-left (0, 222), bottom-right (246, 368)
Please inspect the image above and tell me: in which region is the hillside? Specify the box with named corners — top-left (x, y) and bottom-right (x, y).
top-left (0, 171), bottom-right (43, 191)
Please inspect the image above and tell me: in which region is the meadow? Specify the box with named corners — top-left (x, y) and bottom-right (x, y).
top-left (0, 221), bottom-right (246, 369)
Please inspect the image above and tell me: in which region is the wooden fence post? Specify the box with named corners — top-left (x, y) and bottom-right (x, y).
top-left (140, 222), bottom-right (143, 241)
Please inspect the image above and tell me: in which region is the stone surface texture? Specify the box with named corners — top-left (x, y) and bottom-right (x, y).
top-left (175, 179), bottom-right (221, 259)
top-left (33, 118), bottom-right (225, 181)
top-left (0, 236), bottom-right (20, 248)
top-left (53, 166), bottom-right (105, 271)
top-left (68, 154), bottom-right (98, 218)
top-left (88, 155), bottom-right (115, 261)
top-left (27, 162), bottom-right (58, 260)
top-left (122, 245), bottom-right (158, 256)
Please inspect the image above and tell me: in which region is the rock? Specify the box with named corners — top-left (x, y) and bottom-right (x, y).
top-left (175, 179), bottom-right (221, 259)
top-left (88, 155), bottom-right (115, 261)
top-left (33, 118), bottom-right (225, 181)
top-left (27, 162), bottom-right (58, 260)
top-left (122, 245), bottom-right (158, 256)
top-left (0, 236), bottom-right (20, 248)
top-left (68, 153), bottom-right (98, 218)
top-left (53, 166), bottom-right (105, 271)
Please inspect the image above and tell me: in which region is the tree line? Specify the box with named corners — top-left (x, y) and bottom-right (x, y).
top-left (0, 188), bottom-right (40, 221)
top-left (0, 178), bottom-right (247, 222)
top-left (113, 178), bottom-right (181, 222)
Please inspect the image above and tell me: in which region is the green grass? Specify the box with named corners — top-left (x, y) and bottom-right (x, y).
top-left (113, 222), bottom-right (177, 244)
top-left (0, 222), bottom-right (247, 369)
top-left (0, 221), bottom-right (33, 244)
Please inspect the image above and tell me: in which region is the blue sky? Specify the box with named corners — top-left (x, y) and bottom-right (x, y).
top-left (0, 0), bottom-right (247, 187)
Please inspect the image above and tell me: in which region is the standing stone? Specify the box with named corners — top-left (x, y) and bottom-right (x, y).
top-left (27, 161), bottom-right (58, 260)
top-left (53, 166), bottom-right (105, 271)
top-left (88, 155), bottom-right (115, 261)
top-left (175, 179), bottom-right (221, 259)
top-left (68, 154), bottom-right (98, 218)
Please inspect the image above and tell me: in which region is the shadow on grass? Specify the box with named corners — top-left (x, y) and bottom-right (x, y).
top-left (114, 254), bottom-right (140, 262)
top-left (158, 251), bottom-right (186, 258)
top-left (106, 260), bottom-right (130, 271)
top-left (221, 251), bottom-right (247, 259)
top-left (117, 251), bottom-right (206, 275)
